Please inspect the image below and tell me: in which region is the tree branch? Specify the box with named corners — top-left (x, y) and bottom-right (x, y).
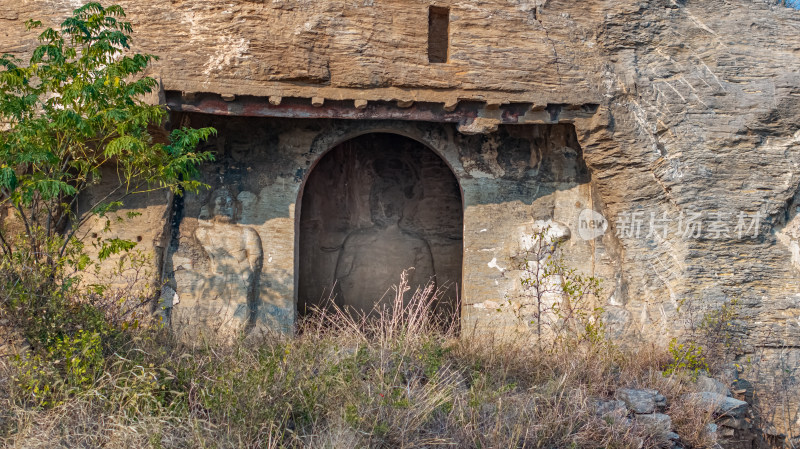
top-left (0, 229), bottom-right (13, 257)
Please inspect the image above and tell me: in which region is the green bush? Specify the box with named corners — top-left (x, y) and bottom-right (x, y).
top-left (13, 330), bottom-right (103, 407)
top-left (669, 297), bottom-right (742, 377)
top-left (664, 338), bottom-right (708, 380)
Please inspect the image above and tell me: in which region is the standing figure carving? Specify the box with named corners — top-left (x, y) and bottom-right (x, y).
top-left (194, 187), bottom-right (263, 329)
top-left (334, 177), bottom-right (435, 315)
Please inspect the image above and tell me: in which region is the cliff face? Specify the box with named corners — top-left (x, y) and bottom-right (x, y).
top-left (585, 1), bottom-right (800, 343)
top-left (582, 3), bottom-right (800, 432)
top-left (2, 0), bottom-right (800, 432)
top-left (2, 0), bottom-right (606, 104)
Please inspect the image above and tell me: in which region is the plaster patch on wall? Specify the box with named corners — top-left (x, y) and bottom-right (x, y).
top-left (473, 300), bottom-right (500, 310)
top-left (466, 169), bottom-right (497, 179)
top-left (518, 220), bottom-right (571, 252)
top-left (488, 257), bottom-right (505, 273)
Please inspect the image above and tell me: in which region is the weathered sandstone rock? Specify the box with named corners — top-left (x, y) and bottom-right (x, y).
top-left (635, 413), bottom-right (673, 433)
top-left (686, 392), bottom-right (750, 419)
top-left (617, 388), bottom-right (668, 415)
top-left (697, 375), bottom-right (733, 397)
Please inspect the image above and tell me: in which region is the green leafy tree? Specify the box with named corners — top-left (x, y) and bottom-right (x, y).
top-left (0, 3), bottom-right (214, 349)
top-left (0, 3), bottom-right (214, 262)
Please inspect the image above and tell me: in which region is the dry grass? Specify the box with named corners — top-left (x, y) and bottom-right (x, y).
top-left (0, 277), bottom-right (717, 449)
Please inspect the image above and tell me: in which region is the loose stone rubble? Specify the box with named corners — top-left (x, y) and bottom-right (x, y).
top-left (601, 380), bottom-right (764, 449)
top-left (617, 388), bottom-right (668, 415)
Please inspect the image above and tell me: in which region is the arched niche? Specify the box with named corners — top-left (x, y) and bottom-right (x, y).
top-left (297, 132), bottom-right (463, 320)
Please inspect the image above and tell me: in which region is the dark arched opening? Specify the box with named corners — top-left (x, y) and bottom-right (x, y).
top-left (298, 133), bottom-right (463, 321)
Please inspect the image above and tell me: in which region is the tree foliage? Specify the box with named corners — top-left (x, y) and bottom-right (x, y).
top-left (0, 2), bottom-right (214, 263)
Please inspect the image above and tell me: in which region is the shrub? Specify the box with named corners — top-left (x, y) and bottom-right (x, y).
top-left (664, 338), bottom-right (708, 380)
top-left (514, 225), bottom-right (605, 348)
top-left (13, 330), bottom-right (103, 407)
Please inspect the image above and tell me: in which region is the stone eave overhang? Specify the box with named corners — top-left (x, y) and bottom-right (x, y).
top-left (164, 91), bottom-right (600, 135)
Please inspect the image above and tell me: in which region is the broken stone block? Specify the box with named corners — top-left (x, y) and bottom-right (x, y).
top-left (617, 388), bottom-right (667, 414)
top-left (442, 99), bottom-right (458, 111)
top-left (457, 117), bottom-right (501, 135)
top-left (696, 375), bottom-right (732, 397)
top-left (731, 378), bottom-right (755, 405)
top-left (635, 413), bottom-right (672, 433)
top-left (684, 392), bottom-right (749, 419)
top-left (595, 399), bottom-right (628, 421)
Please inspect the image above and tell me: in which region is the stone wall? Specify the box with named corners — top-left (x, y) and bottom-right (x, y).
top-left (159, 116), bottom-right (599, 338)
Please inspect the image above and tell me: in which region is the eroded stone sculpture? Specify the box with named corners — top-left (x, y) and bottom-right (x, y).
top-left (335, 178), bottom-right (435, 315)
top-left (298, 133), bottom-right (462, 319)
top-left (194, 187), bottom-right (263, 330)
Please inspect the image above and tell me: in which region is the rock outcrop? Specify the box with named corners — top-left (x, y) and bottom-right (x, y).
top-left (601, 382), bottom-right (766, 449)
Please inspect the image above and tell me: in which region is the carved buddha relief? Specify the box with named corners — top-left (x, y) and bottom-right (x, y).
top-left (194, 187), bottom-right (263, 328)
top-left (334, 176), bottom-right (435, 313)
top-left (299, 133), bottom-right (462, 318)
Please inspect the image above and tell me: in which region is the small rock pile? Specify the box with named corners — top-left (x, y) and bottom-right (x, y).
top-left (597, 376), bottom-right (760, 449)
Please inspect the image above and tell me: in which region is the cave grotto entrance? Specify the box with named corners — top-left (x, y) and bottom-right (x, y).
top-left (297, 133), bottom-right (463, 322)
